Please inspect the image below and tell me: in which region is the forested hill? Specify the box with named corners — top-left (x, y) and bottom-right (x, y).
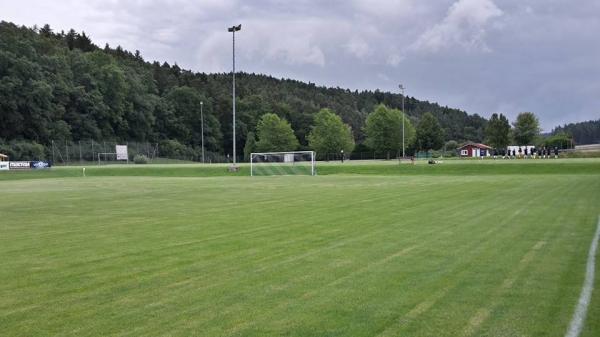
top-left (0, 21), bottom-right (487, 157)
top-left (551, 120), bottom-right (600, 145)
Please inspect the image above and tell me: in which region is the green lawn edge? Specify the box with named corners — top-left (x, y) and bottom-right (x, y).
top-left (1, 160), bottom-right (599, 181)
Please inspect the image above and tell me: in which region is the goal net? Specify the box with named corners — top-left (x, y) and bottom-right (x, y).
top-left (97, 152), bottom-right (117, 165)
top-left (250, 151), bottom-right (316, 176)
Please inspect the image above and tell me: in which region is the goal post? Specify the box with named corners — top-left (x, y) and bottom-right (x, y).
top-left (97, 152), bottom-right (117, 165)
top-left (250, 151), bottom-right (316, 176)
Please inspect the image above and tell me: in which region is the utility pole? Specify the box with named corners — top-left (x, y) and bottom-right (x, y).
top-left (227, 24), bottom-right (241, 170)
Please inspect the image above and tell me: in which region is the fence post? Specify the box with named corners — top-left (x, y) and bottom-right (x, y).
top-left (79, 141), bottom-right (82, 164)
top-left (66, 141), bottom-right (69, 166)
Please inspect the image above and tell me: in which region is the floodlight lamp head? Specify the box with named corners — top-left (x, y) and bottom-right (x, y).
top-left (228, 24), bottom-right (241, 32)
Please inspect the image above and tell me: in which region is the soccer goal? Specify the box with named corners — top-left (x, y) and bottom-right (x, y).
top-left (250, 151), bottom-right (316, 176)
top-left (97, 152), bottom-right (117, 165)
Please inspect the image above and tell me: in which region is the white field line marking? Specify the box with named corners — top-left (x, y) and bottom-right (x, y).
top-left (565, 216), bottom-right (600, 337)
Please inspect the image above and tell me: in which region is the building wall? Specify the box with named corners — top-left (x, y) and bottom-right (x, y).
top-left (507, 145), bottom-right (535, 155)
top-left (460, 146), bottom-right (490, 157)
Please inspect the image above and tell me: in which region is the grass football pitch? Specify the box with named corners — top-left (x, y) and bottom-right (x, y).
top-left (1, 160), bottom-right (600, 336)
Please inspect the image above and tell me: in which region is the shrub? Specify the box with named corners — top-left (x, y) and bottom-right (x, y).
top-left (158, 139), bottom-right (196, 159)
top-left (0, 139), bottom-right (46, 160)
top-left (133, 154), bottom-right (148, 164)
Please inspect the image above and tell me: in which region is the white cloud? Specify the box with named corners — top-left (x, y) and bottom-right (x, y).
top-left (351, 0), bottom-right (423, 20)
top-left (411, 0), bottom-right (503, 53)
top-left (345, 38), bottom-right (370, 59)
top-left (387, 54), bottom-right (405, 67)
top-left (196, 19), bottom-right (329, 71)
top-left (242, 20), bottom-right (328, 67)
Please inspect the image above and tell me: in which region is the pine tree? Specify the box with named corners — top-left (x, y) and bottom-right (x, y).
top-left (65, 29), bottom-right (77, 50)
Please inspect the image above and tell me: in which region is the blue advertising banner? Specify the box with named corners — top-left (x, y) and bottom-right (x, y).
top-left (30, 161), bottom-right (52, 169)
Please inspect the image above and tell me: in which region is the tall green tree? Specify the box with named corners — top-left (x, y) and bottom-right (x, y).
top-left (416, 112), bottom-right (444, 151)
top-left (364, 104), bottom-right (415, 155)
top-left (164, 87), bottom-right (222, 152)
top-left (307, 108), bottom-right (354, 157)
top-left (255, 113), bottom-right (299, 152)
top-left (512, 112), bottom-right (540, 145)
top-left (485, 113), bottom-right (510, 149)
top-left (243, 131), bottom-right (257, 161)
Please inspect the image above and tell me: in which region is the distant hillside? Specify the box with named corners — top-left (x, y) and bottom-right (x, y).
top-left (0, 21), bottom-right (488, 158)
top-left (551, 120), bottom-right (600, 145)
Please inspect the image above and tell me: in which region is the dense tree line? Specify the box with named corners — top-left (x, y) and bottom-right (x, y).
top-left (551, 120), bottom-right (600, 145)
top-left (0, 21), bottom-right (492, 160)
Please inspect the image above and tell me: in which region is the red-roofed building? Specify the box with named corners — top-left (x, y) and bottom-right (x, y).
top-left (458, 143), bottom-right (493, 157)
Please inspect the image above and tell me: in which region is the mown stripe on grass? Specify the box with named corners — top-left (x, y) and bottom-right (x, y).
top-left (460, 237), bottom-right (550, 337)
top-left (457, 180), bottom-right (575, 337)
top-left (374, 181), bottom-right (558, 337)
top-left (220, 180), bottom-right (557, 337)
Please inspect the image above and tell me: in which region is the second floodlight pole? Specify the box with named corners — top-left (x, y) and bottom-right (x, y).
top-left (228, 24), bottom-right (241, 167)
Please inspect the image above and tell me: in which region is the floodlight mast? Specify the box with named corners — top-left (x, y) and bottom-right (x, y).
top-left (399, 84), bottom-right (406, 158)
top-left (228, 24), bottom-right (241, 167)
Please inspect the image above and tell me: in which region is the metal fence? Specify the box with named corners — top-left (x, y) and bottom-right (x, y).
top-left (3, 140), bottom-right (462, 165)
top-left (317, 151), bottom-right (456, 162)
top-left (48, 140), bottom-right (235, 165)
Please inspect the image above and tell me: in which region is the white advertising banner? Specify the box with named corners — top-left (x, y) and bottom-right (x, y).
top-left (116, 145), bottom-right (128, 161)
top-left (0, 161), bottom-right (9, 170)
top-left (9, 161), bottom-right (31, 170)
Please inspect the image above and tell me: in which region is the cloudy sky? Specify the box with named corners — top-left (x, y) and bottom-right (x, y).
top-left (3, 0), bottom-right (599, 130)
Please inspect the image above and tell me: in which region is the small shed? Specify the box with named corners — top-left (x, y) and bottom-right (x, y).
top-left (0, 153), bottom-right (8, 161)
top-left (458, 143), bottom-right (493, 157)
